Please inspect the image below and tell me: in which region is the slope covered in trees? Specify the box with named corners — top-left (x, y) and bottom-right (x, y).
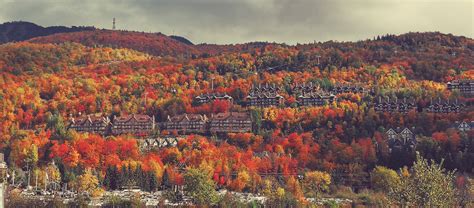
top-left (0, 28), bottom-right (473, 206)
top-left (0, 42), bottom-right (150, 75)
top-left (31, 30), bottom-right (473, 81)
top-left (29, 30), bottom-right (201, 57)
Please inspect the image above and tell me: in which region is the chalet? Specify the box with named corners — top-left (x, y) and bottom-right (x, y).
top-left (297, 92), bottom-right (335, 106)
top-left (139, 136), bottom-right (182, 151)
top-left (330, 84), bottom-right (365, 94)
top-left (447, 79), bottom-right (474, 95)
top-left (194, 93), bottom-right (233, 105)
top-left (68, 114), bottom-right (111, 135)
top-left (453, 121), bottom-right (474, 132)
top-left (164, 113), bottom-right (208, 134)
top-left (386, 127), bottom-right (416, 151)
top-left (374, 97), bottom-right (416, 113)
top-left (425, 98), bottom-right (464, 113)
top-left (246, 91), bottom-right (285, 107)
top-left (112, 114), bottom-right (155, 136)
top-left (209, 112), bottom-right (252, 133)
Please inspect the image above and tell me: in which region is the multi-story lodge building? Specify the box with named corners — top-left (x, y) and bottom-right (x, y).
top-left (246, 83), bottom-right (285, 107)
top-left (330, 84), bottom-right (365, 94)
top-left (246, 91), bottom-right (285, 107)
top-left (386, 127), bottom-right (417, 151)
top-left (164, 114), bottom-right (208, 134)
top-left (425, 98), bottom-right (464, 113)
top-left (447, 79), bottom-right (474, 95)
top-left (112, 114), bottom-right (155, 136)
top-left (297, 92), bottom-right (336, 106)
top-left (209, 112), bottom-right (252, 133)
top-left (68, 114), bottom-right (111, 135)
top-left (194, 93), bottom-right (233, 105)
top-left (374, 97), bottom-right (416, 113)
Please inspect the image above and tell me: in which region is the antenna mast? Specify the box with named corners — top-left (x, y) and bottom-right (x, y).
top-left (113, 18), bottom-right (116, 30)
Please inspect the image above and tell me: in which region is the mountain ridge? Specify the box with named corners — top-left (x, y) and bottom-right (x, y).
top-left (0, 21), bottom-right (95, 43)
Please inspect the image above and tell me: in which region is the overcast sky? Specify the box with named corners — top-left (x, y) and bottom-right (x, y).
top-left (0, 0), bottom-right (472, 44)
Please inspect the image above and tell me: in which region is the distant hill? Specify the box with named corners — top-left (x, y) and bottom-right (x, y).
top-left (169, 35), bottom-right (194, 45)
top-left (30, 30), bottom-right (201, 57)
top-left (0, 21), bottom-right (95, 43)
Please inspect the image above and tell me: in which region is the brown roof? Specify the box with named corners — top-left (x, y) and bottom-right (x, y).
top-left (211, 112), bottom-right (250, 121)
top-left (247, 91), bottom-right (283, 99)
top-left (70, 114), bottom-right (110, 125)
top-left (298, 91), bottom-right (335, 99)
top-left (168, 114), bottom-right (207, 122)
top-left (114, 114), bottom-right (154, 123)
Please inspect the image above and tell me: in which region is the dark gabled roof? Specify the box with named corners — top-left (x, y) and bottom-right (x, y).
top-left (70, 114), bottom-right (110, 126)
top-left (386, 127), bottom-right (416, 134)
top-left (195, 93), bottom-right (233, 100)
top-left (297, 91), bottom-right (335, 99)
top-left (114, 114), bottom-right (154, 123)
top-left (247, 91), bottom-right (283, 99)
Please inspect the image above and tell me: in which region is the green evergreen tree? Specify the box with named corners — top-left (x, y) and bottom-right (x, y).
top-left (183, 168), bottom-right (219, 205)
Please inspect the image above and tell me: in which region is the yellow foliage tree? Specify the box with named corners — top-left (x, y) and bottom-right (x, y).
top-left (371, 166), bottom-right (400, 193)
top-left (302, 171), bottom-right (331, 198)
top-left (75, 168), bottom-right (104, 197)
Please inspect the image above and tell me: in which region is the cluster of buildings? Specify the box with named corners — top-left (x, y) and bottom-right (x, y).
top-left (384, 121), bottom-right (473, 151)
top-left (165, 112), bottom-right (252, 134)
top-left (425, 98), bottom-right (465, 113)
top-left (68, 112), bottom-right (253, 137)
top-left (374, 97), bottom-right (416, 113)
top-left (193, 82), bottom-right (367, 108)
top-left (68, 114), bottom-right (155, 136)
top-left (373, 97), bottom-right (466, 114)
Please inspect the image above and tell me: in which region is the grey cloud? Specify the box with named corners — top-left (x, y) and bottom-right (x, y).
top-left (0, 0), bottom-right (472, 44)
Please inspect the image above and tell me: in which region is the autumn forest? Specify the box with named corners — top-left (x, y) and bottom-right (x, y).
top-left (0, 22), bottom-right (473, 207)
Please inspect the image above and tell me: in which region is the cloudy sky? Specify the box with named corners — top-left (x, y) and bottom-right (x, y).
top-left (0, 0), bottom-right (472, 44)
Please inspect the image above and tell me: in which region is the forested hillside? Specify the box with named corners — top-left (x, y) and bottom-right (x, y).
top-left (29, 30), bottom-right (201, 57)
top-left (0, 28), bottom-right (472, 206)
